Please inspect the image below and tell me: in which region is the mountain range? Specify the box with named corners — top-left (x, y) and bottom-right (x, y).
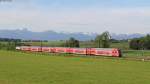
top-left (0, 28), bottom-right (145, 41)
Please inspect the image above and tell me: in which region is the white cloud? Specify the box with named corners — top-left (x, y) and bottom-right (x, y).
top-left (0, 6), bottom-right (150, 34)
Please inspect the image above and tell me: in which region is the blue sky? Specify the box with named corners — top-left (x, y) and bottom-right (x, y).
top-left (0, 0), bottom-right (150, 34)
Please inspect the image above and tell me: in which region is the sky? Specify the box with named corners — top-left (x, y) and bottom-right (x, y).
top-left (0, 0), bottom-right (150, 34)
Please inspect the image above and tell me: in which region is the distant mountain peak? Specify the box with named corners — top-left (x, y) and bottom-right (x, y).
top-left (0, 29), bottom-right (145, 40)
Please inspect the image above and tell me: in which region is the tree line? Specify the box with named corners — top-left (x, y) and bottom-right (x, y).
top-left (0, 41), bottom-right (21, 50)
top-left (129, 34), bottom-right (150, 50)
top-left (0, 38), bottom-right (21, 42)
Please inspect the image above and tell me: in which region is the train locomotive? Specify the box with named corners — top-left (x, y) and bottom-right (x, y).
top-left (16, 46), bottom-right (122, 57)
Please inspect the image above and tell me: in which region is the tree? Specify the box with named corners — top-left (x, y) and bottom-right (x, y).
top-left (95, 31), bottom-right (111, 48)
top-left (65, 37), bottom-right (80, 48)
top-left (0, 43), bottom-right (2, 50)
top-left (129, 38), bottom-right (142, 50)
top-left (143, 34), bottom-right (150, 49)
top-left (129, 34), bottom-right (150, 50)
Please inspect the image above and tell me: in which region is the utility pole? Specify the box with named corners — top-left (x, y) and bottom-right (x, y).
top-left (40, 40), bottom-right (43, 52)
top-left (98, 39), bottom-right (100, 48)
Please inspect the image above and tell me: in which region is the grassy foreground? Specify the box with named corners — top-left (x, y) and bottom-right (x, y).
top-left (0, 51), bottom-right (150, 84)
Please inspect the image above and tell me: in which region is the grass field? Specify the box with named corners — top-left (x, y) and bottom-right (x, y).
top-left (1, 50), bottom-right (150, 84)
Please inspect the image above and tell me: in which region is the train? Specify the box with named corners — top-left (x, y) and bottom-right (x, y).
top-left (16, 46), bottom-right (122, 57)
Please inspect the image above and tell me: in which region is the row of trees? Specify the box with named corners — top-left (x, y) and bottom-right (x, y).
top-left (0, 38), bottom-right (21, 42)
top-left (0, 41), bottom-right (21, 50)
top-left (0, 38), bottom-right (22, 50)
top-left (129, 35), bottom-right (150, 50)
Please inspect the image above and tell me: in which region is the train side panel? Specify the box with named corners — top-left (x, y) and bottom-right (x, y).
top-left (42, 47), bottom-right (51, 52)
top-left (16, 46), bottom-right (122, 57)
top-left (30, 47), bottom-right (41, 52)
top-left (73, 48), bottom-right (87, 55)
top-left (20, 46), bottom-right (31, 51)
top-left (94, 48), bottom-right (121, 57)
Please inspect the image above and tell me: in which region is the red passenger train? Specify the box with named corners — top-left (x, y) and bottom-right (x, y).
top-left (16, 46), bottom-right (122, 57)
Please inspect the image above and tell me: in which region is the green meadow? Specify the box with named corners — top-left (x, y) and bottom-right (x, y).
top-left (0, 50), bottom-right (150, 84)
